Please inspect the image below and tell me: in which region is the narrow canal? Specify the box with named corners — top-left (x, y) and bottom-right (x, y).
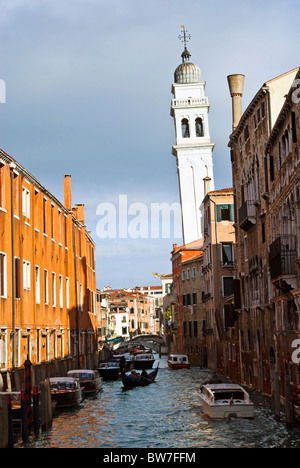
top-left (17, 355), bottom-right (300, 448)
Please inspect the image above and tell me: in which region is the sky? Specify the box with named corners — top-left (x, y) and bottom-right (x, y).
top-left (1, 0), bottom-right (300, 290)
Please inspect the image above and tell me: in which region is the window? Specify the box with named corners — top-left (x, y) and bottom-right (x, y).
top-left (192, 267), bottom-right (196, 278)
top-left (216, 204), bottom-right (234, 222)
top-left (244, 124), bottom-right (250, 141)
top-left (0, 162), bottom-right (5, 208)
top-left (15, 258), bottom-right (20, 299)
top-left (52, 272), bottom-right (56, 307)
top-left (59, 275), bottom-right (63, 308)
top-left (195, 117), bottom-right (204, 137)
top-left (51, 204), bottom-right (55, 239)
top-left (221, 243), bottom-right (234, 265)
top-left (269, 155), bottom-right (275, 182)
top-left (223, 277), bottom-right (234, 297)
top-left (23, 260), bottom-right (31, 290)
top-left (0, 253), bottom-right (7, 297)
top-left (35, 266), bottom-right (40, 304)
top-left (80, 283), bottom-right (83, 311)
top-left (64, 215), bottom-right (68, 247)
top-left (187, 268), bottom-right (190, 279)
top-left (44, 270), bottom-right (49, 304)
top-left (66, 277), bottom-right (69, 309)
top-left (22, 187), bottom-right (30, 220)
top-left (181, 118), bottom-right (190, 138)
top-left (193, 292), bottom-right (197, 305)
top-left (182, 270), bottom-right (185, 280)
top-left (43, 198), bottom-right (47, 234)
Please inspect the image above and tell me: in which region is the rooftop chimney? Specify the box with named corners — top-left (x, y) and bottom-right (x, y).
top-left (64, 175), bottom-right (72, 211)
top-left (227, 74), bottom-right (245, 131)
top-left (203, 176), bottom-right (211, 197)
top-left (75, 204), bottom-right (85, 224)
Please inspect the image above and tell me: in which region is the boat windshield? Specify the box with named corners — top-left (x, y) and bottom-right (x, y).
top-left (51, 381), bottom-right (75, 390)
top-left (70, 372), bottom-right (94, 379)
top-left (213, 391), bottom-right (245, 401)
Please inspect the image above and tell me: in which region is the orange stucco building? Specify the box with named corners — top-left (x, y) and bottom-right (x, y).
top-left (0, 149), bottom-right (97, 371)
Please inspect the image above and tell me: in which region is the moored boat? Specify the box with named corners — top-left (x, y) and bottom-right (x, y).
top-left (97, 361), bottom-right (121, 380)
top-left (67, 369), bottom-right (102, 394)
top-left (122, 366), bottom-right (159, 388)
top-left (49, 377), bottom-right (83, 408)
top-left (128, 353), bottom-right (155, 370)
top-left (197, 382), bottom-right (254, 420)
top-left (167, 353), bottom-right (190, 370)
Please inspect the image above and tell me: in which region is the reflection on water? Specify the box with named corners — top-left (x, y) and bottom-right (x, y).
top-left (17, 356), bottom-right (300, 448)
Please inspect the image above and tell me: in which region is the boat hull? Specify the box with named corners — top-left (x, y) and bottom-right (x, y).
top-left (197, 391), bottom-right (254, 420)
top-left (167, 361), bottom-right (190, 370)
top-left (129, 360), bottom-right (155, 370)
top-left (80, 378), bottom-right (102, 394)
top-left (122, 368), bottom-right (158, 388)
top-left (51, 389), bottom-right (83, 409)
top-left (98, 368), bottom-right (120, 380)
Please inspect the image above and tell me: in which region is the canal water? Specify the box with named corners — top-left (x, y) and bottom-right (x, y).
top-left (17, 355), bottom-right (300, 448)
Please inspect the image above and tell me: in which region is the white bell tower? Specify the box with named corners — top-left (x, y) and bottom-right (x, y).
top-left (171, 27), bottom-right (215, 244)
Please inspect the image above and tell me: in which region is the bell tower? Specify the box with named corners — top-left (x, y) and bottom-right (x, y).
top-left (171, 27), bottom-right (215, 244)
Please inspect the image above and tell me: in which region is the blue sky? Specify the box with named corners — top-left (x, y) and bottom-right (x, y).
top-left (1, 0), bottom-right (300, 289)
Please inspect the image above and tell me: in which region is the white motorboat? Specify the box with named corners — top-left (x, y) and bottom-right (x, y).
top-left (197, 382), bottom-right (254, 420)
top-left (167, 353), bottom-right (190, 370)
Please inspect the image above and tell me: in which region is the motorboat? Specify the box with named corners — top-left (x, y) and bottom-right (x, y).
top-left (197, 382), bottom-right (254, 420)
top-left (97, 361), bottom-right (121, 380)
top-left (128, 353), bottom-right (155, 370)
top-left (167, 353), bottom-right (190, 370)
top-left (67, 369), bottom-right (102, 394)
top-left (122, 366), bottom-right (159, 388)
top-left (49, 377), bottom-right (83, 409)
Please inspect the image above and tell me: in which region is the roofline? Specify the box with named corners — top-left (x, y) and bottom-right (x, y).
top-left (0, 148), bottom-right (96, 246)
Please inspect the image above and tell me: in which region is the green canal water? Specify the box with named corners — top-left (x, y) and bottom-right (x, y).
top-left (17, 356), bottom-right (300, 448)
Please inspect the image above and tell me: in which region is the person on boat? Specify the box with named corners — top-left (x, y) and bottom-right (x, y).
top-left (141, 369), bottom-right (148, 379)
top-left (130, 370), bottom-right (141, 380)
top-left (119, 355), bottom-right (126, 375)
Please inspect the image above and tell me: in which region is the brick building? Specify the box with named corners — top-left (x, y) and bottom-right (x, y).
top-left (202, 188), bottom-right (236, 371)
top-left (225, 67), bottom-right (300, 401)
top-left (169, 240), bottom-right (206, 365)
top-left (0, 149), bottom-right (97, 372)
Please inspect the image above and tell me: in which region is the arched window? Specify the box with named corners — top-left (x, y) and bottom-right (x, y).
top-left (195, 117), bottom-right (204, 137)
top-left (181, 118), bottom-right (190, 138)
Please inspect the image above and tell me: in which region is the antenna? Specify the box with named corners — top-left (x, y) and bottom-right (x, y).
top-left (178, 26), bottom-right (191, 49)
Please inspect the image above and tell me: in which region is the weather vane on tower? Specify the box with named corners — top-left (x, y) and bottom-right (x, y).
top-left (178, 26), bottom-right (191, 49)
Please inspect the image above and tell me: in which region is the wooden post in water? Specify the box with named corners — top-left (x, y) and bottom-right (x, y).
top-left (6, 394), bottom-right (14, 448)
top-left (285, 372), bottom-right (293, 429)
top-left (40, 379), bottom-right (52, 431)
top-left (274, 371), bottom-right (281, 422)
top-left (0, 395), bottom-right (8, 448)
top-left (21, 389), bottom-right (28, 443)
top-left (33, 386), bottom-right (39, 436)
top-left (24, 358), bottom-right (32, 434)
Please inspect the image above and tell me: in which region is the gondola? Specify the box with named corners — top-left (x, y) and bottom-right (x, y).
top-left (122, 366), bottom-right (159, 388)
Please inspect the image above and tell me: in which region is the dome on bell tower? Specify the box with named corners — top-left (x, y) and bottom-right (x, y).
top-left (174, 40), bottom-right (201, 84)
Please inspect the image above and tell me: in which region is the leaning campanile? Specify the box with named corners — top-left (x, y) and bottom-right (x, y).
top-left (171, 26), bottom-right (215, 244)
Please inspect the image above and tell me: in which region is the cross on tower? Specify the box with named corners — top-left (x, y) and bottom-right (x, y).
top-left (178, 26), bottom-right (191, 49)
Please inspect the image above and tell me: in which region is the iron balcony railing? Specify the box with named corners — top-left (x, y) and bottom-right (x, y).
top-left (269, 235), bottom-right (296, 280)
